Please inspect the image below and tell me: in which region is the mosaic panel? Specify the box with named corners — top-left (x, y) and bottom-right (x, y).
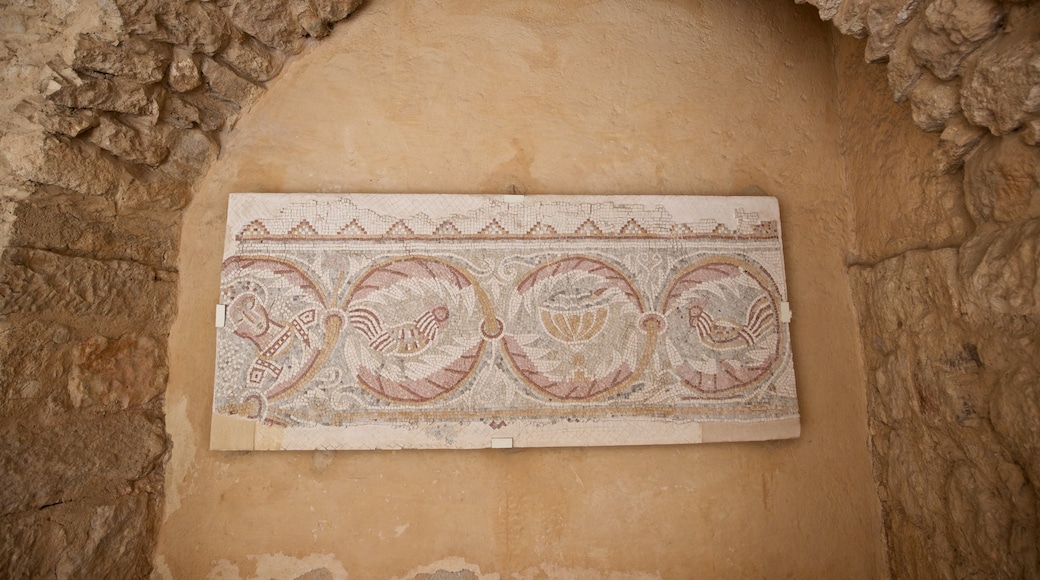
top-left (211, 194), bottom-right (799, 449)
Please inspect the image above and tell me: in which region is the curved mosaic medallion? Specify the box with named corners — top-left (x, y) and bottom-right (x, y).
top-left (502, 256), bottom-right (661, 401)
top-left (660, 256), bottom-right (782, 400)
top-left (343, 256), bottom-right (497, 403)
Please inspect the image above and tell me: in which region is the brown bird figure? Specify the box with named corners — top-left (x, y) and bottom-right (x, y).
top-left (348, 305), bottom-right (450, 355)
top-left (687, 295), bottom-right (774, 350)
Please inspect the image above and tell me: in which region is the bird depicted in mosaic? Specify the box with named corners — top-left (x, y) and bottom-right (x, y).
top-left (348, 305), bottom-right (450, 355)
top-left (687, 294), bottom-right (775, 350)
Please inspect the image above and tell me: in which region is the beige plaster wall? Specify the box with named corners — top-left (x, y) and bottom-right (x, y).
top-left (156, 1), bottom-right (885, 577)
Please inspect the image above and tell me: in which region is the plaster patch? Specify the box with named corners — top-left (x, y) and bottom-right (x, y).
top-left (207, 553), bottom-right (348, 580)
top-left (207, 559), bottom-right (242, 580)
top-left (392, 557), bottom-right (498, 580)
top-left (253, 553), bottom-right (348, 580)
top-left (513, 564), bottom-right (662, 580)
top-left (163, 394), bottom-right (196, 520)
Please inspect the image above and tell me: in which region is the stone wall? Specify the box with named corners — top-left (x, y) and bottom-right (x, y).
top-left (809, 0), bottom-right (1040, 576)
top-left (0, 1), bottom-right (361, 576)
top-left (0, 0), bottom-right (1036, 576)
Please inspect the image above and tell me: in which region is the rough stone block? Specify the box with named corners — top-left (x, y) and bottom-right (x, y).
top-left (14, 99), bottom-right (99, 137)
top-left (167, 47), bottom-right (203, 93)
top-left (850, 249), bottom-right (1039, 579)
top-left (1024, 118), bottom-right (1040, 146)
top-left (226, 0), bottom-right (308, 54)
top-left (155, 0), bottom-right (230, 55)
top-left (160, 128), bottom-right (219, 182)
top-left (834, 0), bottom-right (868, 38)
top-left (86, 115), bottom-right (170, 166)
top-left (119, 174), bottom-right (192, 212)
top-left (0, 404), bottom-right (165, 515)
top-left (796, 0), bottom-right (843, 21)
top-left (0, 248), bottom-right (177, 336)
top-left (312, 0), bottom-right (364, 23)
top-left (959, 218), bottom-right (1040, 316)
top-left (49, 77), bottom-right (160, 118)
top-left (863, 0), bottom-right (922, 63)
top-left (910, 0), bottom-right (1005, 81)
top-left (960, 5), bottom-right (1040, 135)
top-left (886, 20), bottom-right (923, 102)
top-left (0, 132), bottom-right (129, 197)
top-left (963, 135), bottom-right (1040, 222)
top-left (909, 72), bottom-right (961, 132)
top-left (68, 334), bottom-right (166, 408)
top-left (989, 356), bottom-right (1040, 498)
top-left (201, 56), bottom-right (263, 106)
top-left (177, 91), bottom-right (241, 132)
top-left (108, 0), bottom-right (161, 36)
top-left (9, 188), bottom-right (181, 270)
top-left (219, 31), bottom-right (284, 83)
top-left (0, 319), bottom-right (76, 405)
top-left (935, 114), bottom-right (987, 173)
top-left (291, 0), bottom-right (329, 39)
top-left (0, 492), bottom-right (159, 578)
top-left (72, 34), bottom-right (170, 84)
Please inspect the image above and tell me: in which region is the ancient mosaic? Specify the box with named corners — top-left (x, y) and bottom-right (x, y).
top-left (211, 194), bottom-right (799, 449)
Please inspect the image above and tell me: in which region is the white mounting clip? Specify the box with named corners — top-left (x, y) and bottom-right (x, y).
top-left (491, 437), bottom-right (514, 449)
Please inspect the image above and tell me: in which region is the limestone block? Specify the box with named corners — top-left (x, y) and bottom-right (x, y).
top-left (290, 0), bottom-right (329, 39)
top-left (960, 5), bottom-right (1040, 135)
top-left (935, 114), bottom-right (987, 173)
top-left (226, 0), bottom-right (308, 54)
top-left (167, 47), bottom-right (202, 93)
top-left (201, 56), bottom-right (263, 106)
top-left (944, 458), bottom-right (1038, 579)
top-left (118, 174), bottom-right (192, 212)
top-left (72, 35), bottom-right (170, 84)
top-left (0, 405), bottom-right (165, 514)
top-left (0, 132), bottom-right (130, 197)
top-left (160, 128), bottom-right (219, 182)
top-left (219, 31), bottom-right (284, 83)
top-left (85, 115), bottom-right (170, 166)
top-left (160, 94), bottom-right (202, 129)
top-left (176, 91), bottom-right (241, 131)
top-left (1024, 118), bottom-right (1040, 146)
top-left (154, 0), bottom-right (230, 55)
top-left (0, 489), bottom-right (160, 578)
top-left (796, 0), bottom-right (844, 21)
top-left (9, 188), bottom-right (181, 269)
top-left (49, 77), bottom-right (160, 118)
top-left (963, 135), bottom-right (1040, 222)
top-left (67, 334), bottom-right (166, 408)
top-left (834, 0), bottom-right (868, 38)
top-left (0, 249), bottom-right (177, 336)
top-left (14, 99), bottom-right (99, 137)
top-left (886, 19), bottom-right (923, 102)
top-left (312, 0), bottom-right (364, 23)
top-left (989, 360), bottom-right (1040, 499)
top-left (910, 0), bottom-right (1005, 81)
top-left (863, 0), bottom-right (921, 63)
top-left (959, 219), bottom-right (1040, 316)
top-left (108, 0), bottom-right (162, 36)
top-left (850, 249), bottom-right (1040, 578)
top-left (0, 319), bottom-right (76, 405)
top-left (908, 72), bottom-right (961, 132)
